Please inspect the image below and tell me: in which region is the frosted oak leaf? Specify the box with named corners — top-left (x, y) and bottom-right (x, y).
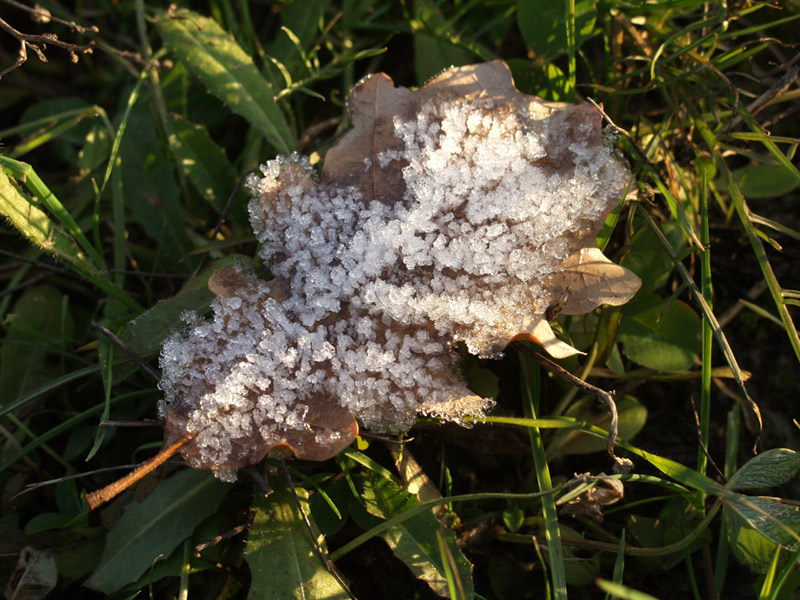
top-left (157, 61), bottom-right (641, 476)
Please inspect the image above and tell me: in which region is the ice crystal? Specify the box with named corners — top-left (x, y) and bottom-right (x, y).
top-left (158, 61), bottom-right (640, 473)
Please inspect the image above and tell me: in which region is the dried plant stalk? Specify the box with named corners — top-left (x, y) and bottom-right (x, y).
top-left (85, 433), bottom-right (193, 510)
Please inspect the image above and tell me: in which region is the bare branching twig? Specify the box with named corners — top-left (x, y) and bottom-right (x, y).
top-left (0, 15), bottom-right (95, 79)
top-left (515, 343), bottom-right (634, 473)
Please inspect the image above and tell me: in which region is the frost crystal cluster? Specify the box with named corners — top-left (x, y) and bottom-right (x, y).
top-left (158, 62), bottom-right (640, 473)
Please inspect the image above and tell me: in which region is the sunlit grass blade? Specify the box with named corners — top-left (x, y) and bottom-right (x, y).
top-left (596, 579), bottom-right (659, 600)
top-left (639, 163), bottom-right (703, 248)
top-left (715, 165), bottom-right (800, 363)
top-left (520, 353), bottom-right (567, 600)
top-left (764, 545), bottom-right (800, 600)
top-left (694, 116), bottom-right (800, 361)
top-left (0, 166), bottom-right (140, 312)
top-left (757, 546), bottom-right (782, 600)
top-left (5, 105), bottom-right (111, 159)
top-left (636, 206), bottom-right (759, 428)
top-left (0, 157), bottom-right (106, 269)
top-left (697, 165), bottom-right (712, 501)
top-left (436, 528), bottom-right (468, 600)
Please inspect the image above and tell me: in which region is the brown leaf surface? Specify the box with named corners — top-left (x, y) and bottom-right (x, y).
top-left (157, 61), bottom-right (640, 473)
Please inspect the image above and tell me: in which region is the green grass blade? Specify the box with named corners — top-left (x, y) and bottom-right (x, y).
top-left (765, 545), bottom-right (800, 600)
top-left (758, 547), bottom-right (781, 600)
top-left (565, 0), bottom-right (576, 99)
top-left (0, 157), bottom-right (106, 269)
top-left (520, 354), bottom-right (567, 600)
top-left (640, 163), bottom-right (703, 248)
top-left (610, 530), bottom-right (626, 595)
top-left (0, 391), bottom-right (149, 473)
top-left (0, 165), bottom-right (140, 312)
top-left (596, 579), bottom-right (659, 600)
top-left (636, 207), bottom-right (756, 417)
top-left (436, 528), bottom-right (468, 600)
top-left (84, 338), bottom-right (114, 462)
top-left (697, 165), bottom-right (712, 500)
top-left (96, 70), bottom-right (146, 203)
top-left (7, 106), bottom-right (109, 159)
top-left (695, 119), bottom-right (800, 363)
top-left (4, 412), bottom-right (71, 471)
top-left (156, 8), bottom-right (295, 154)
top-left (0, 364), bottom-right (99, 420)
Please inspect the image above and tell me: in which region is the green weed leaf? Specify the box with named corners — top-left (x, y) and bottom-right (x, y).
top-left (506, 59), bottom-right (569, 101)
top-left (85, 469), bottom-right (230, 594)
top-left (164, 113), bottom-right (239, 217)
top-left (360, 472), bottom-right (474, 598)
top-left (6, 547), bottom-right (57, 600)
top-left (621, 221), bottom-right (684, 296)
top-left (626, 499), bottom-right (711, 570)
top-left (246, 479), bottom-right (350, 600)
top-left (728, 449), bottom-right (800, 491)
top-left (724, 509), bottom-right (781, 574)
top-left (548, 395), bottom-right (647, 458)
top-left (619, 297), bottom-right (701, 371)
top-left (120, 255), bottom-right (251, 357)
top-left (724, 495), bottom-right (800, 573)
top-left (78, 122), bottom-right (112, 173)
top-left (414, 32), bottom-right (473, 86)
top-left (157, 8), bottom-right (295, 154)
top-left (731, 163), bottom-right (800, 199)
top-left (118, 95), bottom-right (189, 260)
top-left (0, 285), bottom-right (73, 404)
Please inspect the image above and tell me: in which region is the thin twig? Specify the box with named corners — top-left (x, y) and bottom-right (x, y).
top-left (190, 168), bottom-right (260, 279)
top-left (688, 396), bottom-right (725, 482)
top-left (11, 464), bottom-right (140, 501)
top-left (0, 248), bottom-right (70, 273)
top-left (85, 433), bottom-right (193, 510)
top-left (93, 321), bottom-right (161, 381)
top-left (514, 343), bottom-right (633, 473)
top-left (1, 0), bottom-right (99, 34)
top-left (728, 63), bottom-right (799, 130)
top-left (0, 15), bottom-right (95, 79)
top-left (194, 524), bottom-right (248, 572)
top-left (100, 419), bottom-right (162, 428)
top-left (0, 1), bottom-right (148, 78)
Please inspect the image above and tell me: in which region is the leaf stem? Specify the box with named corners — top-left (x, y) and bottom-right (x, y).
top-left (85, 432), bottom-right (193, 510)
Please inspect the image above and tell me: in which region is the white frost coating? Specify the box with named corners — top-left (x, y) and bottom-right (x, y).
top-left (159, 96), bottom-right (629, 473)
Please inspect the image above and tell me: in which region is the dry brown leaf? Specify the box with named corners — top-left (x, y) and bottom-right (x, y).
top-left (560, 475), bottom-right (624, 522)
top-left (155, 61), bottom-right (640, 476)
